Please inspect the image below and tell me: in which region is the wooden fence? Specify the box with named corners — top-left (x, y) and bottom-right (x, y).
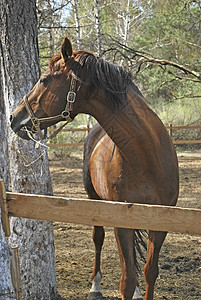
top-left (167, 124), bottom-right (201, 145)
top-left (1, 180), bottom-right (201, 237)
top-left (47, 124), bottom-right (201, 147)
top-left (47, 127), bottom-right (90, 147)
top-left (1, 178), bottom-right (201, 300)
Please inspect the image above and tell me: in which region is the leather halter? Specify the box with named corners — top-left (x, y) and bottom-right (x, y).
top-left (23, 76), bottom-right (77, 140)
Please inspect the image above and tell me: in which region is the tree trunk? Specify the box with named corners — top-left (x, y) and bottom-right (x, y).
top-left (0, 66), bottom-right (15, 300)
top-left (123, 0), bottom-right (130, 46)
top-left (72, 0), bottom-right (82, 49)
top-left (94, 0), bottom-right (103, 56)
top-left (0, 1), bottom-right (57, 299)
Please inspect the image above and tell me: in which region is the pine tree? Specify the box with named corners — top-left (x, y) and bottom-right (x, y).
top-left (0, 1), bottom-right (57, 299)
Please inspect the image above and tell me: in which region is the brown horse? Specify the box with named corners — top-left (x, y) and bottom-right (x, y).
top-left (10, 37), bottom-right (179, 300)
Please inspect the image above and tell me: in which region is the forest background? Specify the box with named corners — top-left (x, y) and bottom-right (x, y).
top-left (36, 0), bottom-right (201, 145)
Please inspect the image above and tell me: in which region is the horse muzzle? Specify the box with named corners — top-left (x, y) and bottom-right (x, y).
top-left (10, 112), bottom-right (35, 140)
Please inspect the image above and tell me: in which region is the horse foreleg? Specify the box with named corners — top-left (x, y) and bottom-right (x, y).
top-left (88, 226), bottom-right (105, 300)
top-left (114, 228), bottom-right (138, 300)
top-left (143, 231), bottom-right (167, 300)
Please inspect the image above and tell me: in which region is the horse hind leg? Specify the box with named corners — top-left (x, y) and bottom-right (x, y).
top-left (143, 230), bottom-right (167, 300)
top-left (88, 226), bottom-right (105, 300)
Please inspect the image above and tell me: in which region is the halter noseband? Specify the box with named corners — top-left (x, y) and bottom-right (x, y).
top-left (23, 75), bottom-right (77, 140)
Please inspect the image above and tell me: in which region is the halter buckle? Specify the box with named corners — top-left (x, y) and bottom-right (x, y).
top-left (66, 91), bottom-right (76, 111)
top-left (67, 91), bottom-right (76, 103)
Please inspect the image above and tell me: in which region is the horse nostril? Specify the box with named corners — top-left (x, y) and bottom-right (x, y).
top-left (10, 114), bottom-right (13, 123)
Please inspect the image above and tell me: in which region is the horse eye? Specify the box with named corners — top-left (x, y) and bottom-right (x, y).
top-left (39, 76), bottom-right (49, 87)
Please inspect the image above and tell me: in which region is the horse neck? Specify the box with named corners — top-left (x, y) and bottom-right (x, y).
top-left (90, 85), bottom-right (154, 161)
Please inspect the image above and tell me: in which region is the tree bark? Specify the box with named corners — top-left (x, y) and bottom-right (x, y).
top-left (0, 59), bottom-right (15, 300)
top-left (0, 1), bottom-right (57, 299)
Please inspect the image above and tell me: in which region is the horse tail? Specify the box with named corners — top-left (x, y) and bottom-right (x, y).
top-left (133, 229), bottom-right (148, 272)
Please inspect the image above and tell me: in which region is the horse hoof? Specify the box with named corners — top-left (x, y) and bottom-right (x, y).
top-left (88, 292), bottom-right (102, 300)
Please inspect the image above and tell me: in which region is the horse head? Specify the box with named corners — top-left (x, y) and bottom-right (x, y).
top-left (10, 37), bottom-right (92, 140)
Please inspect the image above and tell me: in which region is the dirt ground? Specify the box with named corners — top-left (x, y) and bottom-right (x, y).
top-left (49, 150), bottom-right (201, 300)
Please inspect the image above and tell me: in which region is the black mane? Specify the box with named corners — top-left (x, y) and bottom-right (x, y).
top-left (71, 51), bottom-right (133, 110)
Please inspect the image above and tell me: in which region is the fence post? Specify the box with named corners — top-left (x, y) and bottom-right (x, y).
top-left (169, 123), bottom-right (173, 137)
top-left (87, 115), bottom-right (93, 133)
top-left (87, 124), bottom-right (90, 134)
top-left (0, 180), bottom-right (21, 299)
top-left (0, 179), bottom-right (10, 237)
top-left (11, 246), bottom-right (22, 300)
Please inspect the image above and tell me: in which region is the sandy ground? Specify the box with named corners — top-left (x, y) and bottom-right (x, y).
top-left (49, 151), bottom-right (201, 300)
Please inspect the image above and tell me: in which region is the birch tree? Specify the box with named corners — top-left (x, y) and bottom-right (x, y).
top-left (94, 0), bottom-right (103, 55)
top-left (72, 0), bottom-right (82, 49)
top-left (0, 1), bottom-right (57, 299)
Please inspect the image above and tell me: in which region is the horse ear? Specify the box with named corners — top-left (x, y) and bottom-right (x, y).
top-left (61, 37), bottom-right (73, 62)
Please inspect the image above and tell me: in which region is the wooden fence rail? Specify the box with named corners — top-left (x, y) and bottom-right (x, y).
top-left (47, 124), bottom-right (201, 147)
top-left (1, 180), bottom-right (201, 237)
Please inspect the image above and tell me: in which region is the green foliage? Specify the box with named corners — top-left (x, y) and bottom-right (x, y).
top-left (36, 0), bottom-right (201, 133)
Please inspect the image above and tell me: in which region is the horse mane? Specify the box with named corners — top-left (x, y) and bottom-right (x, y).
top-left (49, 51), bottom-right (136, 110)
top-left (71, 51), bottom-right (132, 110)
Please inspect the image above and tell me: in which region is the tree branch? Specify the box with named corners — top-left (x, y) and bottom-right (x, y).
top-left (132, 51), bottom-right (201, 81)
top-left (108, 38), bottom-right (201, 82)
